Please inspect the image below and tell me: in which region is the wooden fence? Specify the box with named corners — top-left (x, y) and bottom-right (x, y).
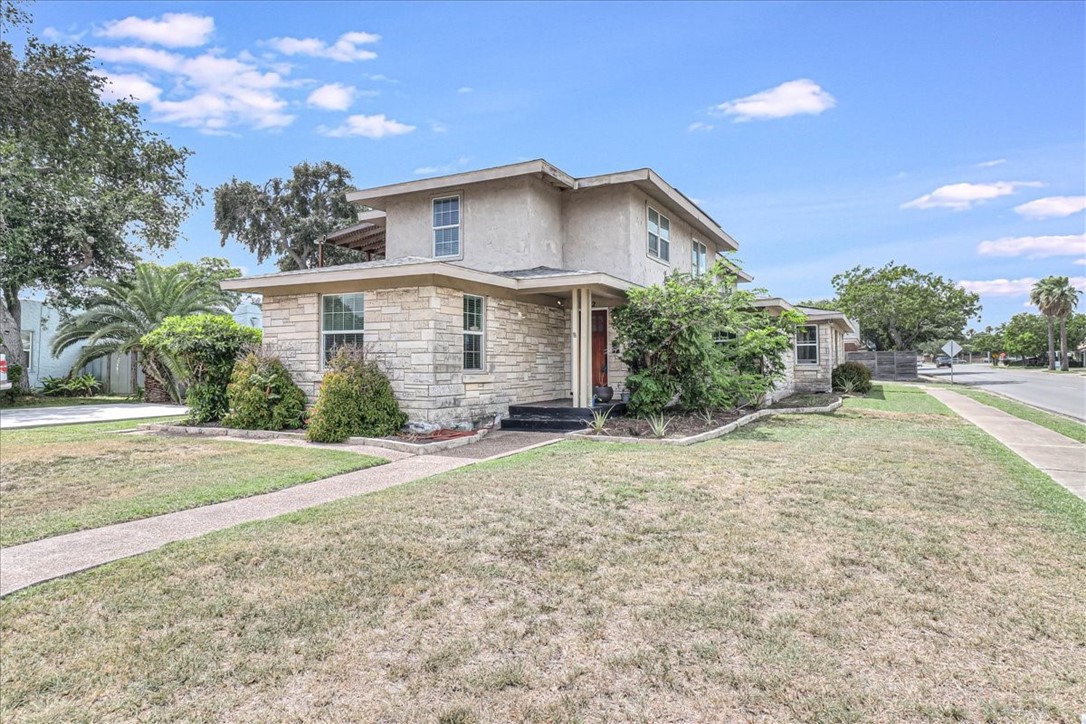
top-left (845, 351), bottom-right (918, 381)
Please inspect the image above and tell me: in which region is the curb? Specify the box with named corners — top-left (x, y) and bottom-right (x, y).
top-left (138, 423), bottom-right (491, 456)
top-left (568, 398), bottom-right (842, 446)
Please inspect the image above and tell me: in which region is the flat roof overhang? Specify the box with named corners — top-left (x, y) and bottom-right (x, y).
top-left (221, 260), bottom-right (634, 305)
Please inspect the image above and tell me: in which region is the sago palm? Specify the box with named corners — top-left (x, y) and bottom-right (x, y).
top-left (52, 263), bottom-right (232, 402)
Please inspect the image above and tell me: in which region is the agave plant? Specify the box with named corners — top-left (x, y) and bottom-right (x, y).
top-left (589, 407), bottom-right (611, 434)
top-left (647, 413), bottom-right (671, 439)
top-left (52, 263), bottom-right (232, 402)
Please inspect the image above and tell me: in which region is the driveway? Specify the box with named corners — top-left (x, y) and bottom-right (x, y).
top-left (0, 403), bottom-right (187, 429)
top-left (922, 363), bottom-right (1086, 422)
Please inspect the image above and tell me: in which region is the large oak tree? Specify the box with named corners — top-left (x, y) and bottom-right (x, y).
top-left (831, 262), bottom-right (981, 351)
top-left (0, 12), bottom-right (201, 383)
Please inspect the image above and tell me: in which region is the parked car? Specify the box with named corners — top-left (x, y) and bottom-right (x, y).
top-left (935, 355), bottom-right (953, 368)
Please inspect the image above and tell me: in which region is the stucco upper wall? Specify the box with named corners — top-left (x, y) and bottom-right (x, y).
top-left (384, 175), bottom-right (563, 272)
top-left (560, 185), bottom-right (634, 281)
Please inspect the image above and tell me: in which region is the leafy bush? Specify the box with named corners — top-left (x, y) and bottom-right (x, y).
top-left (4, 363), bottom-right (23, 400)
top-left (306, 346), bottom-right (406, 443)
top-left (39, 373), bottom-right (100, 397)
top-left (612, 260), bottom-right (803, 416)
top-left (831, 361), bottom-right (873, 394)
top-left (222, 352), bottom-right (307, 431)
top-left (142, 314), bottom-right (261, 423)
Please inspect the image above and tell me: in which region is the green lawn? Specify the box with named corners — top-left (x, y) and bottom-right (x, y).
top-left (927, 383), bottom-right (1086, 443)
top-left (0, 420), bottom-right (387, 546)
top-left (2, 386), bottom-right (1083, 720)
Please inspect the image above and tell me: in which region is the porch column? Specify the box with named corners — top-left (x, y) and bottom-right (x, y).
top-left (579, 288), bottom-right (592, 406)
top-left (569, 290), bottom-right (580, 406)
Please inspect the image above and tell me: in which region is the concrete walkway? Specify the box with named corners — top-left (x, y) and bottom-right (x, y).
top-left (924, 386), bottom-right (1086, 501)
top-left (0, 430), bottom-right (562, 596)
top-left (0, 403), bottom-right (186, 429)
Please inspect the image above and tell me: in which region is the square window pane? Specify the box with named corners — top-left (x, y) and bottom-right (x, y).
top-left (324, 332), bottom-right (365, 363)
top-left (322, 294), bottom-right (364, 332)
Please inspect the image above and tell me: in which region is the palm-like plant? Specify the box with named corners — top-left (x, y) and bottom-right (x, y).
top-left (52, 263), bottom-right (232, 402)
top-left (1031, 277), bottom-right (1082, 371)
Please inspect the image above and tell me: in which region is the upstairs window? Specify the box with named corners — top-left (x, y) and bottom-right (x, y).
top-left (433, 196), bottom-right (461, 257)
top-left (648, 207), bottom-right (670, 262)
top-left (321, 293), bottom-right (365, 366)
top-left (692, 241), bottom-right (708, 276)
top-left (463, 295), bottom-right (485, 371)
top-left (796, 325), bottom-right (819, 365)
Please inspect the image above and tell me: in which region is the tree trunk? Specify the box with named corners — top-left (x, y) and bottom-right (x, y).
top-left (0, 292), bottom-right (28, 391)
top-left (130, 350), bottom-right (139, 395)
top-left (1059, 317), bottom-right (1069, 372)
top-left (1046, 316), bottom-right (1056, 370)
top-left (143, 371), bottom-right (171, 403)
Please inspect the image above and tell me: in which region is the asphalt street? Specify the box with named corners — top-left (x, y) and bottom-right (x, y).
top-left (922, 363), bottom-right (1086, 422)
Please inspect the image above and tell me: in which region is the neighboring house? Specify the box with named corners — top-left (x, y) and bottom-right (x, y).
top-left (223, 159), bottom-right (852, 428)
top-left (17, 299), bottom-right (260, 394)
top-left (751, 300), bottom-right (855, 399)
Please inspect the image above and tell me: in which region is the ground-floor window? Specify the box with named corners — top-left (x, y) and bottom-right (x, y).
top-left (321, 293), bottom-right (365, 366)
top-left (463, 294), bottom-right (485, 370)
top-left (796, 325), bottom-right (819, 364)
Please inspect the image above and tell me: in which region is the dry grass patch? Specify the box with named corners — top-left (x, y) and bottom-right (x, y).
top-left (0, 420), bottom-right (386, 546)
top-left (2, 387), bottom-right (1084, 721)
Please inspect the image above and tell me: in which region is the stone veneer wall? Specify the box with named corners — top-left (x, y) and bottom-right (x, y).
top-left (793, 323), bottom-right (839, 393)
top-left (261, 285), bottom-right (570, 428)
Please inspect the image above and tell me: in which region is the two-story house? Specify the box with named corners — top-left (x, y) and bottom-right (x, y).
top-left (222, 159), bottom-right (853, 428)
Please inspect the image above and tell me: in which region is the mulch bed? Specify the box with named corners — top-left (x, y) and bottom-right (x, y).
top-left (596, 408), bottom-right (751, 439)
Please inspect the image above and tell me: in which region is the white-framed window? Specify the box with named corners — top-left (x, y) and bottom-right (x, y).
top-left (20, 330), bottom-right (33, 370)
top-left (463, 294), bottom-right (484, 371)
top-left (321, 293), bottom-right (365, 366)
top-left (692, 240), bottom-right (708, 276)
top-left (796, 325), bottom-right (819, 365)
top-left (433, 195), bottom-right (461, 258)
top-left (647, 207), bottom-right (670, 262)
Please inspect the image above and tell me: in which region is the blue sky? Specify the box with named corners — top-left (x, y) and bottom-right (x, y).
top-left (22, 0), bottom-right (1086, 327)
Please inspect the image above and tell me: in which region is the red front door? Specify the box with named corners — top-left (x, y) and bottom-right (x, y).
top-left (591, 310), bottom-right (608, 387)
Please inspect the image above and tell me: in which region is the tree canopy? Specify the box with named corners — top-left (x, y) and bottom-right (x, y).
top-left (0, 13), bottom-right (201, 365)
top-left (213, 161), bottom-right (366, 272)
top-left (830, 262), bottom-right (980, 351)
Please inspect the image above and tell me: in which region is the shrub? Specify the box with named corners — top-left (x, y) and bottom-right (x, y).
top-left (306, 346), bottom-right (406, 443)
top-left (39, 373), bottom-right (100, 397)
top-left (142, 314), bottom-right (261, 423)
top-left (222, 352), bottom-right (307, 431)
top-left (831, 361), bottom-right (873, 394)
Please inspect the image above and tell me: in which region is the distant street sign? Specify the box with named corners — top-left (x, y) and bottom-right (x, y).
top-left (942, 340), bottom-right (962, 358)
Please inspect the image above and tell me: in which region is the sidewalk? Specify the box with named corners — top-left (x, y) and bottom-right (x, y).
top-left (923, 386), bottom-right (1085, 501)
top-left (0, 430), bottom-right (562, 596)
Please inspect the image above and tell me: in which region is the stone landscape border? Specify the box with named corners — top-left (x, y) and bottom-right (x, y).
top-left (137, 423), bottom-right (489, 455)
top-left (568, 398), bottom-right (842, 446)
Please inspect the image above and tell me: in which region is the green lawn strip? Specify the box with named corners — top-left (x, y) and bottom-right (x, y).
top-left (927, 383), bottom-right (1086, 444)
top-left (0, 422), bottom-right (386, 546)
top-left (0, 395), bottom-right (136, 409)
top-left (841, 382), bottom-right (952, 415)
top-left (2, 409), bottom-right (1083, 721)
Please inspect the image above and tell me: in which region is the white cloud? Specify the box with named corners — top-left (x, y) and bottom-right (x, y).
top-left (1014, 196), bottom-right (1086, 220)
top-left (457, 86), bottom-right (474, 94)
top-left (42, 26), bottom-right (85, 43)
top-left (958, 277), bottom-right (1086, 297)
top-left (266, 31), bottom-right (380, 62)
top-left (958, 278), bottom-right (1039, 296)
top-left (94, 46), bottom-right (294, 133)
top-left (364, 73), bottom-right (397, 83)
top-left (902, 181), bottom-right (1042, 211)
top-left (974, 159), bottom-right (1006, 168)
top-left (307, 83), bottom-right (356, 111)
top-left (688, 121), bottom-right (714, 133)
top-left (96, 71), bottom-right (162, 103)
top-left (976, 234), bottom-right (1086, 259)
top-left (713, 79), bottom-right (835, 122)
top-left (429, 120), bottom-right (448, 133)
top-left (97, 13), bottom-right (214, 48)
top-left (319, 114), bottom-right (415, 139)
